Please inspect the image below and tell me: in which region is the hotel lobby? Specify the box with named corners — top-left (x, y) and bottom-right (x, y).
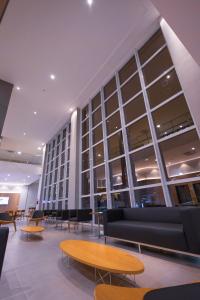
top-left (0, 0), bottom-right (200, 299)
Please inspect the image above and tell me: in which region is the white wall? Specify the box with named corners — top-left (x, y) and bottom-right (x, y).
top-left (160, 19), bottom-right (200, 136)
top-left (151, 0), bottom-right (200, 66)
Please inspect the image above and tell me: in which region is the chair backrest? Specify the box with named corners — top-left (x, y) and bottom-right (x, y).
top-left (0, 227), bottom-right (9, 278)
top-left (61, 210), bottom-right (69, 220)
top-left (32, 210), bottom-right (44, 219)
top-left (77, 209), bottom-right (92, 221)
top-left (69, 209), bottom-right (77, 218)
top-left (0, 213), bottom-right (11, 221)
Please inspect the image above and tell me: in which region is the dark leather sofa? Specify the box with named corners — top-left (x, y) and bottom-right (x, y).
top-left (103, 207), bottom-right (200, 255)
top-left (0, 227), bottom-right (9, 278)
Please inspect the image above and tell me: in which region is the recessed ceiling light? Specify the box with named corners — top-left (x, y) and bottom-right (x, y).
top-left (87, 0), bottom-right (93, 6)
top-left (166, 74), bottom-right (171, 79)
top-left (23, 132), bottom-right (26, 136)
top-left (41, 143), bottom-right (45, 146)
top-left (179, 172), bottom-right (183, 175)
top-left (192, 147), bottom-right (196, 151)
top-left (34, 111), bottom-right (37, 115)
top-left (179, 125), bottom-right (183, 128)
top-left (16, 86), bottom-right (21, 91)
top-left (7, 174), bottom-right (10, 177)
top-left (164, 131), bottom-right (167, 135)
top-left (156, 124), bottom-right (161, 128)
top-left (50, 74), bottom-right (56, 80)
top-left (27, 175), bottom-right (30, 178)
top-left (17, 151), bottom-right (22, 155)
top-left (37, 147), bottom-right (42, 151)
top-left (69, 108), bottom-right (74, 112)
top-left (97, 153), bottom-right (102, 157)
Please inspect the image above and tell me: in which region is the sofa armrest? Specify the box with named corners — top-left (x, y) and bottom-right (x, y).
top-left (180, 208), bottom-right (200, 254)
top-left (103, 209), bottom-right (123, 236)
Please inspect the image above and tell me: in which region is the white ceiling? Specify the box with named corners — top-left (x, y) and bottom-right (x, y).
top-left (0, 161), bottom-right (41, 185)
top-left (0, 0), bottom-right (159, 155)
top-left (0, 0), bottom-right (160, 185)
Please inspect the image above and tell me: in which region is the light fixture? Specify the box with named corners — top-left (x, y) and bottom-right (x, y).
top-left (192, 147), bottom-right (196, 151)
top-left (17, 151), bottom-right (22, 155)
top-left (27, 175), bottom-right (30, 178)
top-left (16, 86), bottom-right (21, 91)
top-left (166, 74), bottom-right (171, 79)
top-left (50, 74), bottom-right (56, 80)
top-left (41, 143), bottom-right (45, 146)
top-left (34, 111), bottom-right (37, 115)
top-left (164, 131), bottom-right (167, 135)
top-left (97, 153), bottom-right (102, 157)
top-left (37, 147), bottom-right (42, 151)
top-left (179, 172), bottom-right (183, 175)
top-left (87, 0), bottom-right (93, 7)
top-left (7, 174), bottom-right (10, 177)
top-left (179, 125), bottom-right (183, 128)
top-left (23, 132), bottom-right (26, 136)
top-left (69, 108), bottom-right (74, 112)
top-left (156, 124), bottom-right (161, 128)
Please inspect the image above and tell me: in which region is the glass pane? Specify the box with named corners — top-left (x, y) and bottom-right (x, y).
top-left (105, 93), bottom-right (119, 117)
top-left (82, 171), bottom-right (90, 195)
top-left (82, 134), bottom-right (89, 151)
top-left (94, 165), bottom-right (106, 193)
top-left (147, 69), bottom-right (182, 108)
top-left (82, 105), bottom-right (88, 120)
top-left (92, 92), bottom-right (101, 111)
top-left (106, 111), bottom-right (121, 136)
top-left (65, 180), bottom-right (69, 198)
top-left (59, 181), bottom-right (64, 199)
top-left (82, 197), bottom-right (90, 208)
top-left (53, 184), bottom-right (57, 200)
top-left (111, 191), bottom-right (131, 208)
top-left (60, 165), bottom-right (64, 180)
top-left (169, 184), bottom-right (194, 206)
top-left (139, 29), bottom-right (165, 65)
top-left (109, 157), bottom-right (128, 190)
top-left (127, 117), bottom-right (152, 151)
top-left (152, 94), bottom-right (193, 139)
top-left (193, 183), bottom-right (200, 203)
top-left (130, 146), bottom-right (160, 186)
top-left (121, 73), bottom-right (141, 103)
top-left (135, 186), bottom-right (165, 207)
top-left (107, 131), bottom-right (124, 160)
top-left (93, 142), bottom-right (104, 166)
top-left (92, 107), bottom-right (102, 127)
top-left (62, 128), bottom-right (66, 139)
top-left (104, 77), bottom-right (116, 99)
top-left (93, 124), bottom-right (103, 145)
top-left (94, 194), bottom-right (107, 211)
top-left (159, 129), bottom-right (200, 180)
top-left (82, 150), bottom-right (89, 171)
top-left (82, 118), bottom-right (89, 135)
top-left (124, 93), bottom-right (146, 124)
top-left (142, 47), bottom-right (173, 85)
top-left (119, 56), bottom-right (137, 84)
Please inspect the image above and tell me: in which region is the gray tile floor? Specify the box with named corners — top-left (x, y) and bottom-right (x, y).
top-left (1, 221), bottom-right (200, 300)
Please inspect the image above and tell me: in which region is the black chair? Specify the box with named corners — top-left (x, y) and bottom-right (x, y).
top-left (29, 210), bottom-right (44, 226)
top-left (94, 282), bottom-right (200, 300)
top-left (0, 227), bottom-right (9, 278)
top-left (68, 209), bottom-right (92, 232)
top-left (55, 210), bottom-right (69, 228)
top-left (0, 213), bottom-right (16, 231)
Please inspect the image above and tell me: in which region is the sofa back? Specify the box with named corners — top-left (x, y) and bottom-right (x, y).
top-left (123, 207), bottom-right (182, 224)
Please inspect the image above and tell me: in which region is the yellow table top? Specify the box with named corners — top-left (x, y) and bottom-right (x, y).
top-left (94, 284), bottom-right (152, 300)
top-left (59, 240), bottom-right (144, 274)
top-left (21, 226), bottom-right (45, 233)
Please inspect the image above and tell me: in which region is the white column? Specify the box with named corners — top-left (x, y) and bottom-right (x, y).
top-left (68, 108), bottom-right (80, 209)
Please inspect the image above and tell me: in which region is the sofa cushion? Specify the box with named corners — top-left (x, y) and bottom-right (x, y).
top-left (122, 208), bottom-right (182, 224)
top-left (106, 220), bottom-right (188, 251)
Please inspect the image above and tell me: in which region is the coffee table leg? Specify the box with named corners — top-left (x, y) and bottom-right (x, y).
top-left (94, 268), bottom-right (112, 284)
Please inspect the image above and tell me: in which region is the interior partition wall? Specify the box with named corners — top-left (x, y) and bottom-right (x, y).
top-left (40, 123), bottom-right (71, 210)
top-left (80, 28), bottom-right (200, 210)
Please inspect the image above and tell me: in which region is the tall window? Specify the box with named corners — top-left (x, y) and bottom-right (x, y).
top-left (40, 123), bottom-right (71, 210)
top-left (80, 28), bottom-right (200, 209)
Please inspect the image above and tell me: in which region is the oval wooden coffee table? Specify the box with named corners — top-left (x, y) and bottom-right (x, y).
top-left (59, 240), bottom-right (144, 284)
top-left (21, 226), bottom-right (45, 239)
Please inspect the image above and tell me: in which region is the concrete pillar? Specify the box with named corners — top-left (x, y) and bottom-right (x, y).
top-left (68, 108), bottom-right (80, 209)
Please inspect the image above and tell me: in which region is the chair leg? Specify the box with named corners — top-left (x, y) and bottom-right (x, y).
top-left (13, 221), bottom-right (17, 232)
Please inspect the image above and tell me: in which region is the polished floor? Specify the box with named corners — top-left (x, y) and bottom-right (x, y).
top-left (0, 221), bottom-right (200, 300)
